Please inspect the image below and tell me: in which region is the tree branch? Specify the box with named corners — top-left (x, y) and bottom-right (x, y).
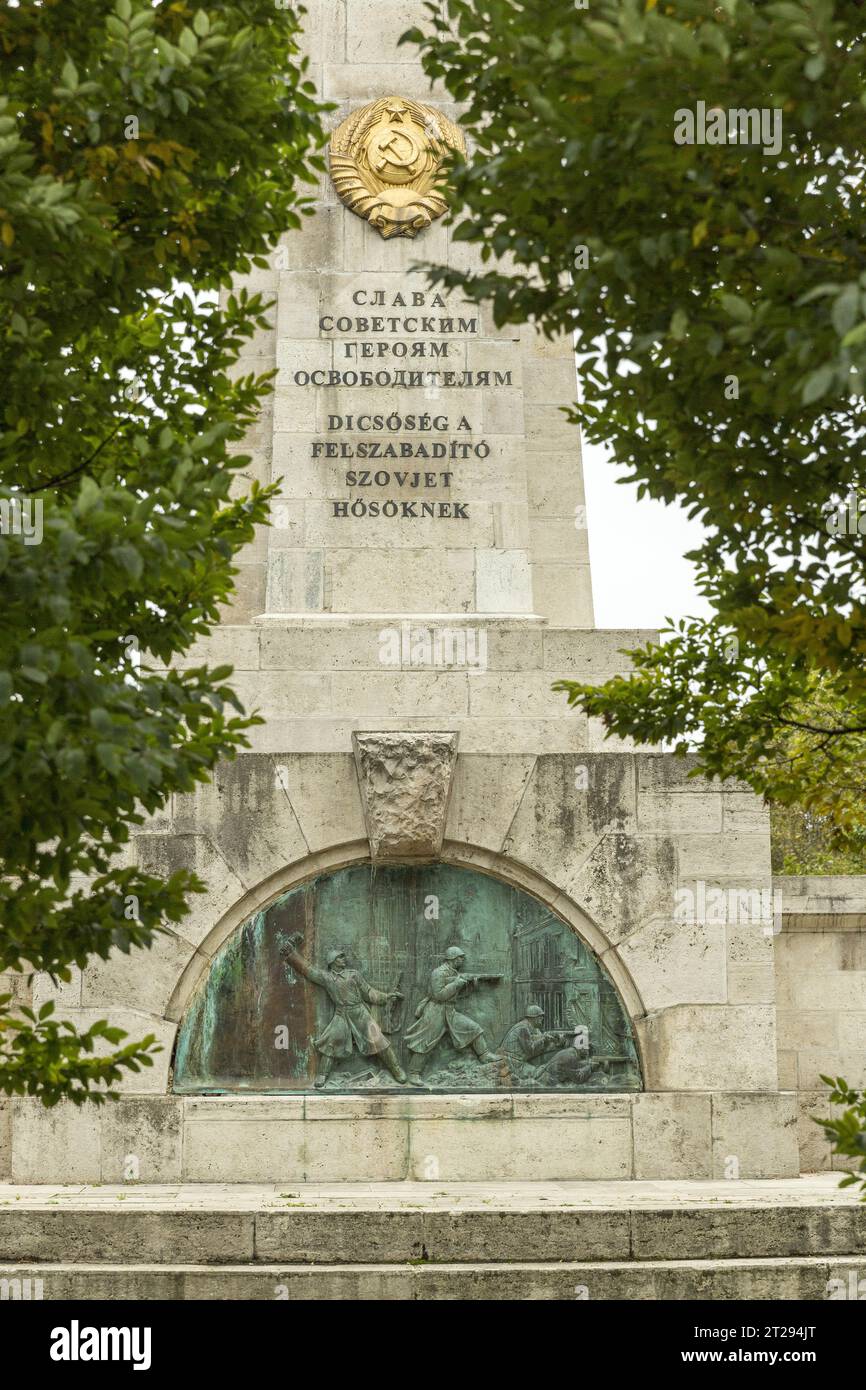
top-left (776, 715), bottom-right (866, 737)
top-left (25, 423), bottom-right (125, 495)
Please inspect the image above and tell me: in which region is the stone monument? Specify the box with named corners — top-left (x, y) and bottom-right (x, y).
top-left (7, 0), bottom-right (845, 1189)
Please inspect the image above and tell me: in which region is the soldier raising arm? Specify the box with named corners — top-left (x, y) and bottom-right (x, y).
top-left (281, 934), bottom-right (406, 1089)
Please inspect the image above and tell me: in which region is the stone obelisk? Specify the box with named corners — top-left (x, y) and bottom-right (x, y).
top-left (227, 2), bottom-right (593, 631)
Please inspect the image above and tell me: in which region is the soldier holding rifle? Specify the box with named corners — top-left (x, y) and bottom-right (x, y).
top-left (405, 946), bottom-right (502, 1079)
top-left (498, 1004), bottom-right (562, 1067)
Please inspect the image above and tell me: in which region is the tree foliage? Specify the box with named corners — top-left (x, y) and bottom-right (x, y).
top-left (771, 804), bottom-right (866, 875)
top-left (0, 0), bottom-right (327, 1103)
top-left (406, 0), bottom-right (866, 845)
top-left (818, 1077), bottom-right (866, 1201)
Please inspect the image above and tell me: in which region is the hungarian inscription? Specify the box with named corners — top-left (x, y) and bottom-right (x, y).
top-left (291, 286), bottom-right (515, 522)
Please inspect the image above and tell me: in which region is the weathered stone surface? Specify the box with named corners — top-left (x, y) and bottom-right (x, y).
top-left (80, 934), bottom-right (193, 1018)
top-left (171, 755), bottom-right (310, 887)
top-left (443, 753), bottom-right (536, 852)
top-left (10, 1100), bottom-right (102, 1184)
top-left (1, 1173), bottom-right (860, 1302)
top-left (303, 1118), bottom-right (409, 1181)
top-left (274, 752), bottom-right (367, 851)
top-left (0, 1101), bottom-right (9, 1181)
top-left (618, 918), bottom-right (727, 1011)
top-left (711, 1092), bottom-right (799, 1180)
top-left (353, 731), bottom-right (458, 860)
top-left (638, 1006), bottom-right (779, 1092)
top-left (407, 1116), bottom-right (633, 1181)
top-left (255, 1208), bottom-right (631, 1264)
top-left (99, 1097), bottom-right (183, 1185)
top-left (501, 753), bottom-right (636, 892)
top-left (183, 1120), bottom-right (305, 1184)
top-left (632, 1093), bottom-right (712, 1180)
top-left (1, 1255), bottom-right (858, 1301)
top-left (637, 791), bottom-right (724, 835)
top-left (565, 831), bottom-right (678, 948)
top-left (0, 1211), bottom-right (253, 1265)
top-left (134, 834), bottom-right (247, 949)
top-left (775, 874), bottom-right (866, 928)
top-left (631, 1206), bottom-right (866, 1261)
top-left (797, 1091), bottom-right (835, 1173)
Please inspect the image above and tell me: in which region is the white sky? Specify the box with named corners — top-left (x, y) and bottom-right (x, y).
top-left (581, 438), bottom-right (714, 631)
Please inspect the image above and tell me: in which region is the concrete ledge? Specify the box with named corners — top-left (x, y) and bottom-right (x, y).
top-left (0, 1174), bottom-right (860, 1267)
top-left (1, 1256), bottom-right (863, 1300)
top-left (9, 1091), bottom-right (803, 1183)
top-left (775, 875), bottom-right (866, 930)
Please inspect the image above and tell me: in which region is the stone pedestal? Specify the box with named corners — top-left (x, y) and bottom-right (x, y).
top-left (4, 0), bottom-right (825, 1189)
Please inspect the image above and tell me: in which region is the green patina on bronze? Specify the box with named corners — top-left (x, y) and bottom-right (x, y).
top-left (174, 863), bottom-right (642, 1094)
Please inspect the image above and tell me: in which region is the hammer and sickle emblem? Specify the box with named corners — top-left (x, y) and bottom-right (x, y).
top-left (329, 96), bottom-right (467, 238)
top-left (371, 127), bottom-right (420, 178)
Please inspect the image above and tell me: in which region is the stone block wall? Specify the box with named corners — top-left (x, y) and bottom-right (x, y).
top-left (5, 669), bottom-right (802, 1183)
top-left (775, 877), bottom-right (866, 1173)
top-left (166, 621), bottom-right (657, 755)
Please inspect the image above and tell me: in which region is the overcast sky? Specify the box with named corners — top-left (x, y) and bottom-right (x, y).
top-left (581, 439), bottom-right (715, 632)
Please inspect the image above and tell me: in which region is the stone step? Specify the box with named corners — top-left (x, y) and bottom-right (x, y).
top-left (2, 1256), bottom-right (866, 1300)
top-left (0, 1199), bottom-right (863, 1265)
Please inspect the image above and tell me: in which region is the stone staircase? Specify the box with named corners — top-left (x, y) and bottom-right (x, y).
top-left (0, 1176), bottom-right (863, 1300)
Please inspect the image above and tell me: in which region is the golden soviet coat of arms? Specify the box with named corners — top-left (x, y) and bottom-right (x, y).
top-left (329, 96), bottom-right (466, 240)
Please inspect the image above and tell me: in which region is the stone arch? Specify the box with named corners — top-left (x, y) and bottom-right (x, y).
top-left (167, 842), bottom-right (647, 1094)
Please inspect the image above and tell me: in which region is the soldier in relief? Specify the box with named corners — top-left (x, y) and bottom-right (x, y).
top-left (404, 946), bottom-right (501, 1079)
top-left (498, 1004), bottom-right (559, 1069)
top-left (282, 934), bottom-right (407, 1088)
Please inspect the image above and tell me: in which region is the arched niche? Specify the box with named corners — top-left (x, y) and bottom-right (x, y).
top-left (174, 861), bottom-right (642, 1094)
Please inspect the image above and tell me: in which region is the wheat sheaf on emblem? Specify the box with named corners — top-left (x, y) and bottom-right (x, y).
top-left (329, 96), bottom-right (466, 240)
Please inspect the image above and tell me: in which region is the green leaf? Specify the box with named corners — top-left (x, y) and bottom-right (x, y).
top-left (178, 27), bottom-right (198, 57)
top-left (60, 57), bottom-right (79, 90)
top-left (804, 53), bottom-right (825, 81)
top-left (111, 544), bottom-right (144, 579)
top-left (719, 294), bottom-right (753, 324)
top-left (841, 321), bottom-right (866, 348)
top-left (832, 284), bottom-right (860, 338)
top-left (585, 20), bottom-right (620, 44)
top-left (670, 307), bottom-right (688, 339)
top-left (76, 477), bottom-right (102, 513)
top-left (801, 365), bottom-right (834, 403)
top-left (96, 744), bottom-right (122, 775)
